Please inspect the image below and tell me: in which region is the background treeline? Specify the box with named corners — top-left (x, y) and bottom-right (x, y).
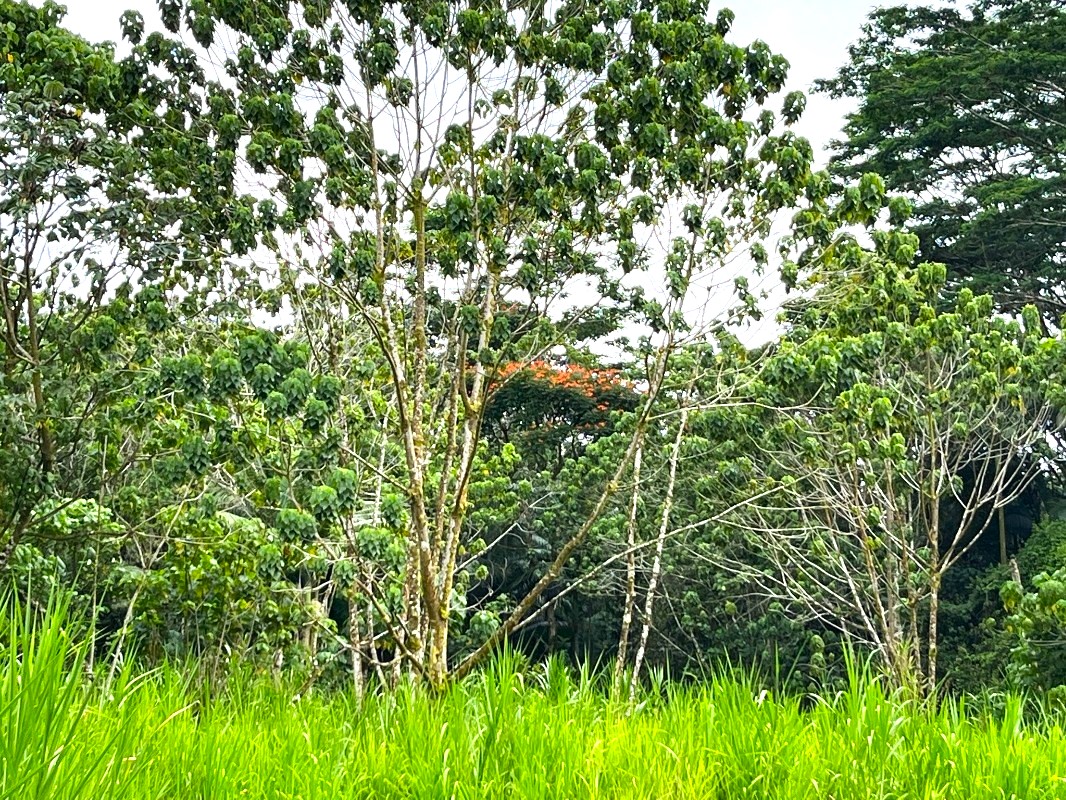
top-left (1, 0), bottom-right (1064, 700)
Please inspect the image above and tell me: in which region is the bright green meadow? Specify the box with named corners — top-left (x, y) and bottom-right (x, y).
top-left (2, 603), bottom-right (1064, 800)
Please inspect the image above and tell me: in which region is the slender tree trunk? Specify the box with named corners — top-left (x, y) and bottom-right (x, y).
top-left (996, 454), bottom-right (1008, 565)
top-left (903, 530), bottom-right (920, 683)
top-left (630, 400), bottom-right (689, 699)
top-left (925, 489), bottom-right (941, 699)
top-left (431, 264), bottom-right (499, 689)
top-left (0, 254), bottom-right (22, 381)
top-left (407, 190), bottom-right (448, 688)
top-left (348, 586), bottom-right (365, 702)
top-left (23, 256), bottom-right (54, 474)
top-left (927, 571), bottom-right (940, 699)
top-left (614, 437), bottom-right (644, 687)
top-left (923, 365), bottom-right (943, 699)
top-left (998, 506), bottom-right (1008, 566)
top-left (883, 547), bottom-right (908, 689)
top-left (380, 291), bottom-right (433, 674)
top-left (368, 588), bottom-right (387, 687)
top-left (366, 430), bottom-right (397, 688)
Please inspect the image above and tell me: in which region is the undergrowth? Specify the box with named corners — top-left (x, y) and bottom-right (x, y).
top-left (2, 597), bottom-right (1064, 799)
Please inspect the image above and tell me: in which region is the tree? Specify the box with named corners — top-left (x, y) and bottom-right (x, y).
top-left (0, 3), bottom-right (378, 677)
top-left (154, 0), bottom-right (815, 686)
top-left (0, 0), bottom-right (226, 567)
top-left (1001, 521), bottom-right (1066, 699)
top-left (728, 205), bottom-right (1065, 693)
top-left (483, 356), bottom-right (638, 474)
top-left (817, 0), bottom-right (1066, 318)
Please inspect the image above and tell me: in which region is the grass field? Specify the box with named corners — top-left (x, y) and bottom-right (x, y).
top-left (3, 603), bottom-right (1065, 799)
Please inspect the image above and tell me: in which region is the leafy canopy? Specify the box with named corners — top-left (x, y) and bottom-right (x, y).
top-left (818, 0), bottom-right (1066, 317)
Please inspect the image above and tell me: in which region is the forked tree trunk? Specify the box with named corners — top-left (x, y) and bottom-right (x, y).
top-left (452, 340), bottom-right (675, 682)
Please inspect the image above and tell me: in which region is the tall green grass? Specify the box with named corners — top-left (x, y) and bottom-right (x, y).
top-left (1, 606), bottom-right (1064, 799)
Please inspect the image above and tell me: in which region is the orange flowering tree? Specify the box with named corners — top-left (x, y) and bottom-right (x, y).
top-left (484, 359), bottom-right (638, 474)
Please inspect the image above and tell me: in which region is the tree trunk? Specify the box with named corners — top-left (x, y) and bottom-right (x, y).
top-left (348, 586), bottom-right (365, 702)
top-left (23, 256), bottom-right (54, 475)
top-left (629, 400), bottom-right (689, 699)
top-left (998, 505), bottom-right (1008, 566)
top-left (614, 437), bottom-right (643, 687)
top-left (925, 482), bottom-right (941, 699)
top-left (927, 571), bottom-right (940, 700)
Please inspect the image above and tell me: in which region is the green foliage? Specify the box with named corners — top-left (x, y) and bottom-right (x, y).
top-left (1001, 521), bottom-right (1066, 697)
top-left (1003, 566), bottom-right (1066, 700)
top-left (1, 0), bottom-right (1063, 699)
top-left (133, 511), bottom-right (315, 663)
top-left (138, 0), bottom-right (821, 685)
top-left (0, 0), bottom-right (258, 573)
top-left (687, 177), bottom-right (1066, 689)
top-left (5, 499), bottom-right (127, 624)
top-left (818, 0), bottom-right (1066, 316)
top-left (1017, 520), bottom-right (1066, 582)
